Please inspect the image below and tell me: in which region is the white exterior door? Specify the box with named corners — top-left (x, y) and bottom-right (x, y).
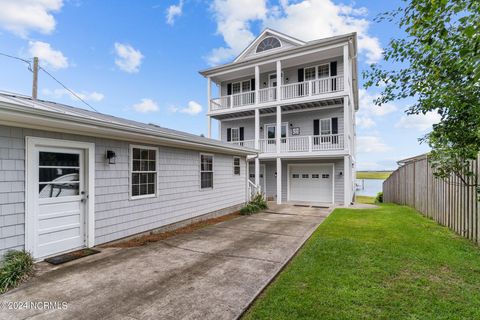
top-left (32, 146), bottom-right (87, 259)
top-left (289, 164), bottom-right (333, 203)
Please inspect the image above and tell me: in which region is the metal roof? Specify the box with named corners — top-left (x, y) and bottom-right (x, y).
top-left (0, 91), bottom-right (256, 155)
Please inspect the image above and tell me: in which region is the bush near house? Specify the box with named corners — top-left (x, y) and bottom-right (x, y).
top-left (240, 193), bottom-right (268, 215)
top-left (0, 250), bottom-right (34, 294)
top-left (375, 191), bottom-right (383, 203)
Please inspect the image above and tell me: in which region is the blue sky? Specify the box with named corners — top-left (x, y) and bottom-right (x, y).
top-left (0, 0), bottom-right (437, 170)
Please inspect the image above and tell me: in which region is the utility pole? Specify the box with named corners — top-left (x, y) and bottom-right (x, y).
top-left (32, 57), bottom-right (38, 100)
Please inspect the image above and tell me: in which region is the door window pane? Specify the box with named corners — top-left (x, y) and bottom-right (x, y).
top-left (320, 119), bottom-right (331, 135)
top-left (267, 126), bottom-right (276, 139)
top-left (39, 182), bottom-right (79, 198)
top-left (39, 168), bottom-right (79, 183)
top-left (39, 152), bottom-right (79, 167)
top-left (231, 128), bottom-right (240, 142)
top-left (242, 81), bottom-right (251, 92)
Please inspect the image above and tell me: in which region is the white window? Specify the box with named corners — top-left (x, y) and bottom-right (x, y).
top-left (304, 67), bottom-right (316, 81)
top-left (200, 154), bottom-right (214, 189)
top-left (231, 128), bottom-right (240, 142)
top-left (241, 80), bottom-right (250, 92)
top-left (318, 64), bottom-right (330, 78)
top-left (233, 157), bottom-right (241, 175)
top-left (320, 119), bottom-right (332, 135)
top-left (232, 82), bottom-right (241, 94)
top-left (131, 145), bottom-right (157, 198)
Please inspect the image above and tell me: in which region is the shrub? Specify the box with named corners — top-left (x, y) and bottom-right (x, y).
top-left (240, 193), bottom-right (268, 215)
top-left (375, 191), bottom-right (384, 203)
top-left (0, 250), bottom-right (34, 294)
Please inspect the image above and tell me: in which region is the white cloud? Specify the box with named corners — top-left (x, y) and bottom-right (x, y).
top-left (28, 41), bottom-right (68, 69)
top-left (132, 98), bottom-right (159, 113)
top-left (0, 0), bottom-right (63, 37)
top-left (43, 88), bottom-right (104, 102)
top-left (395, 112), bottom-right (441, 132)
top-left (170, 101), bottom-right (203, 115)
top-left (207, 0), bottom-right (382, 65)
top-left (356, 89), bottom-right (397, 128)
top-left (114, 43), bottom-right (144, 73)
top-left (166, 0), bottom-right (184, 25)
top-left (357, 136), bottom-right (391, 153)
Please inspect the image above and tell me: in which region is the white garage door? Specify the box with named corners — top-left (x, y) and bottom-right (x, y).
top-left (289, 164), bottom-right (333, 203)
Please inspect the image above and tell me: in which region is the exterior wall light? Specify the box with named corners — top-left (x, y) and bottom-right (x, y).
top-left (106, 150), bottom-right (116, 164)
top-left (339, 171), bottom-right (343, 176)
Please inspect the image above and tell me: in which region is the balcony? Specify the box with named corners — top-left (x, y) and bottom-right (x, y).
top-left (227, 134), bottom-right (344, 154)
top-left (210, 76), bottom-right (344, 111)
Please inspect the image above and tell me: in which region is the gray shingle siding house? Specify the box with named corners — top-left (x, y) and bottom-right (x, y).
top-left (0, 93), bottom-right (255, 260)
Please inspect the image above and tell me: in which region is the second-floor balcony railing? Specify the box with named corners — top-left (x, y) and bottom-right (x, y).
top-left (210, 75), bottom-right (344, 111)
top-left (227, 134), bottom-right (344, 153)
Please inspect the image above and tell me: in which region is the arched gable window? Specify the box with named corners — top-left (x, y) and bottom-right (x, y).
top-left (256, 37), bottom-right (281, 53)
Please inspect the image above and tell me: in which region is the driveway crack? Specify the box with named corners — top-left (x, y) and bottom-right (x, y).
top-left (211, 225), bottom-right (301, 238)
top-left (160, 241), bottom-right (282, 264)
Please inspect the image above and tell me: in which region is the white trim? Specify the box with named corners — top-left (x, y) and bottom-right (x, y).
top-left (129, 144), bottom-right (159, 200)
top-left (230, 127), bottom-right (240, 142)
top-left (286, 163), bottom-right (334, 204)
top-left (234, 28), bottom-right (306, 62)
top-left (25, 136), bottom-right (95, 259)
top-left (303, 63), bottom-right (331, 81)
top-left (199, 153), bottom-right (214, 190)
top-left (249, 162), bottom-right (266, 193)
top-left (264, 122), bottom-right (289, 139)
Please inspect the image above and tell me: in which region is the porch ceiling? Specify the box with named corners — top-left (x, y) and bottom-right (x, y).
top-left (212, 98), bottom-right (344, 120)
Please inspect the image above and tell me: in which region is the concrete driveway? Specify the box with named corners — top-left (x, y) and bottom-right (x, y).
top-left (0, 204), bottom-right (332, 320)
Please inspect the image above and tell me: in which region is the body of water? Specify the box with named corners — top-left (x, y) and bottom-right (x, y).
top-left (356, 179), bottom-right (384, 197)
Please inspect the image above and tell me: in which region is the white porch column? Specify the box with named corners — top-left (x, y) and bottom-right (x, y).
top-left (276, 105), bottom-right (281, 153)
top-left (344, 155), bottom-right (351, 206)
top-left (207, 77), bottom-right (211, 112)
top-left (255, 65), bottom-right (260, 104)
top-left (276, 60), bottom-right (282, 101)
top-left (255, 157), bottom-right (260, 190)
top-left (343, 96), bottom-right (349, 150)
top-left (343, 44), bottom-right (349, 93)
top-left (254, 108), bottom-right (260, 149)
top-left (207, 116), bottom-right (212, 138)
top-left (276, 157), bottom-right (282, 204)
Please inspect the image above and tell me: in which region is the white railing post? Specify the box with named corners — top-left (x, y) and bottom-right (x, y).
top-left (254, 108), bottom-right (259, 150)
top-left (276, 60), bottom-right (282, 102)
top-left (207, 77), bottom-right (211, 112)
top-left (308, 135), bottom-right (312, 152)
top-left (276, 105), bottom-right (281, 154)
top-left (255, 65), bottom-right (260, 105)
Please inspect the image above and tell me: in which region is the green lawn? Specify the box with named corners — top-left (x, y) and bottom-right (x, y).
top-left (243, 204), bottom-right (480, 320)
top-left (356, 171), bottom-right (392, 179)
top-left (355, 195), bottom-right (376, 204)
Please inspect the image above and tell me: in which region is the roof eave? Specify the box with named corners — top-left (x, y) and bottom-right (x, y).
top-left (0, 102), bottom-right (257, 156)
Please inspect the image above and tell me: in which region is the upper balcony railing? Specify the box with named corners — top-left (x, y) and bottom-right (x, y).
top-left (210, 75), bottom-right (344, 111)
top-left (227, 134), bottom-right (344, 154)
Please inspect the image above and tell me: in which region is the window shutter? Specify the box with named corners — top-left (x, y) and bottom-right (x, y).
top-left (332, 117), bottom-right (338, 134)
top-left (330, 61), bottom-right (337, 76)
top-left (227, 83), bottom-right (232, 95)
top-left (330, 61), bottom-right (337, 91)
top-left (227, 128), bottom-right (231, 142)
top-left (251, 79), bottom-right (255, 91)
top-left (239, 127), bottom-right (244, 141)
top-left (313, 119), bottom-right (319, 135)
top-left (298, 69), bottom-right (304, 82)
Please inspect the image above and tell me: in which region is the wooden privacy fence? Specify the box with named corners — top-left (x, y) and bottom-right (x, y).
top-left (383, 154), bottom-right (480, 243)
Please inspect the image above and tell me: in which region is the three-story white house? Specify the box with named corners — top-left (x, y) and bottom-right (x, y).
top-left (200, 29), bottom-right (358, 205)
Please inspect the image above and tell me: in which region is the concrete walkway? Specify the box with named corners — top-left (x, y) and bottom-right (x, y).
top-left (0, 204), bottom-right (332, 320)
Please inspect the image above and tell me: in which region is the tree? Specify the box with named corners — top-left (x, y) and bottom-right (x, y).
top-left (363, 0), bottom-right (480, 184)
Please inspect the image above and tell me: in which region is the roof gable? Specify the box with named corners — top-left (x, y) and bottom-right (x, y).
top-left (233, 28), bottom-right (306, 63)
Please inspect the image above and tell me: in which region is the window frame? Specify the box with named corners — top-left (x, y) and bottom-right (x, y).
top-left (233, 156), bottom-right (241, 176)
top-left (255, 36), bottom-right (282, 53)
top-left (320, 118), bottom-right (333, 136)
top-left (303, 63), bottom-right (331, 82)
top-left (230, 127), bottom-right (240, 142)
top-left (230, 80), bottom-right (253, 95)
top-left (200, 153), bottom-right (214, 190)
top-left (129, 144), bottom-right (158, 200)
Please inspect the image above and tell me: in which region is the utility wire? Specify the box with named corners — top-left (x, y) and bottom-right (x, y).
top-left (0, 51), bottom-right (99, 113)
top-left (38, 66), bottom-right (99, 113)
